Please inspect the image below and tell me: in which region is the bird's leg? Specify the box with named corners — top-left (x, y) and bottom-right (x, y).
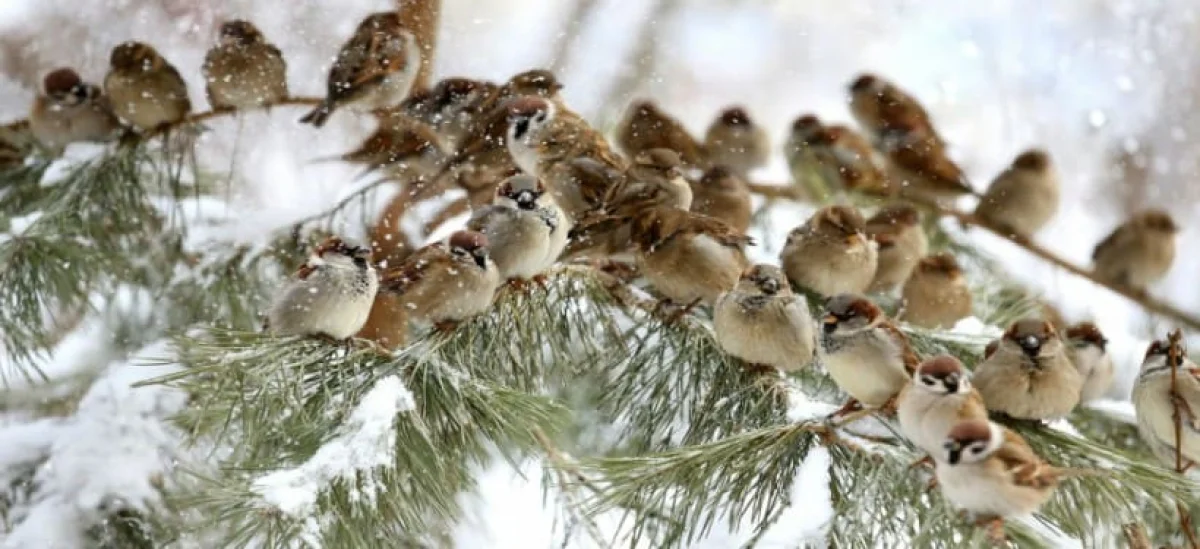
top-left (877, 394), bottom-right (901, 416)
top-left (976, 516), bottom-right (1007, 544)
top-left (593, 259), bottom-right (638, 281)
top-left (658, 297), bottom-right (702, 324)
top-left (505, 278), bottom-right (529, 293)
top-left (531, 273), bottom-right (550, 289)
top-left (827, 398), bottom-right (863, 419)
top-left (743, 362), bottom-right (778, 377)
top-left (908, 455), bottom-right (934, 470)
top-left (433, 320), bottom-right (459, 334)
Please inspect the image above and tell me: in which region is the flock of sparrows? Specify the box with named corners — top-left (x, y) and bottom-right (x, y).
top-left (17, 10), bottom-right (1191, 539)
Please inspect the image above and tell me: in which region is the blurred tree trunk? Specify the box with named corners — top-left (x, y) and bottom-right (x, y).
top-left (398, 0), bottom-right (442, 92)
top-left (548, 0), bottom-right (601, 76)
top-left (594, 0), bottom-right (679, 128)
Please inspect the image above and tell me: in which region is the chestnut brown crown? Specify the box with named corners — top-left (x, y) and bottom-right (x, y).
top-left (717, 106), bottom-right (752, 126)
top-left (358, 11), bottom-right (403, 33)
top-left (823, 293), bottom-right (882, 323)
top-left (110, 41), bottom-right (162, 71)
top-left (946, 419), bottom-right (994, 446)
top-left (813, 205), bottom-right (867, 236)
top-left (43, 68), bottom-right (83, 95)
top-left (1003, 318), bottom-right (1058, 354)
top-left (867, 204), bottom-right (921, 227)
top-left (915, 253), bottom-right (962, 276)
top-left (849, 73), bottom-right (883, 93)
top-left (1012, 149), bottom-right (1051, 171)
top-left (219, 20), bottom-right (265, 45)
top-left (1065, 322), bottom-right (1107, 351)
top-left (792, 114), bottom-right (821, 133)
top-left (507, 69), bottom-right (562, 96)
top-left (917, 355), bottom-right (967, 378)
top-left (1134, 209), bottom-right (1179, 234)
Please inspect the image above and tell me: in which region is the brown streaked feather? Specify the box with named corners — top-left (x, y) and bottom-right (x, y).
top-left (880, 322), bottom-right (921, 374)
top-left (295, 263), bottom-right (318, 280)
top-left (916, 253), bottom-right (962, 276)
top-left (631, 208), bottom-right (753, 252)
top-left (380, 241), bottom-right (447, 294)
top-left (984, 339), bottom-right (999, 359)
top-left (1065, 322), bottom-right (1107, 350)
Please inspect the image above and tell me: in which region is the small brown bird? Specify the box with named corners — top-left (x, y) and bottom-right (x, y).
top-left (266, 237), bottom-right (378, 340)
top-left (820, 293), bottom-right (919, 412)
top-left (1064, 322), bottom-right (1114, 403)
top-left (865, 204), bottom-right (927, 293)
top-left (848, 73), bottom-right (943, 148)
top-left (713, 264), bottom-right (816, 373)
top-left (605, 148), bottom-right (693, 212)
top-left (466, 173), bottom-right (569, 282)
top-left (1091, 209), bottom-right (1178, 293)
top-left (1132, 338), bottom-right (1200, 469)
top-left (29, 68), bottom-right (121, 154)
top-left (879, 119), bottom-right (976, 206)
top-left (380, 230), bottom-right (501, 329)
top-left (322, 115), bottom-right (445, 181)
top-left (974, 149), bottom-right (1059, 240)
top-left (972, 319), bottom-right (1082, 420)
top-left (473, 69), bottom-right (565, 116)
top-left (783, 114), bottom-right (829, 199)
top-left (104, 42), bottom-right (192, 132)
top-left (900, 253), bottom-right (972, 329)
top-left (897, 355), bottom-right (988, 458)
top-left (814, 125), bottom-right (894, 197)
top-left (703, 106), bottom-right (769, 177)
top-left (780, 205), bottom-right (879, 297)
top-left (300, 12), bottom-right (421, 127)
top-left (936, 419), bottom-right (1063, 538)
top-left (202, 20), bottom-right (288, 111)
top-left (629, 207), bottom-right (752, 306)
top-left (401, 77), bottom-right (497, 149)
top-left (616, 100), bottom-right (708, 169)
top-left (690, 165), bottom-right (752, 234)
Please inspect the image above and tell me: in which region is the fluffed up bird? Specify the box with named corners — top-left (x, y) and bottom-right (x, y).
top-left (616, 100), bottom-right (708, 169)
top-left (401, 76), bottom-right (496, 149)
top-left (703, 106), bottom-right (769, 177)
top-left (897, 355), bottom-right (988, 459)
top-left (300, 12), bottom-right (420, 127)
top-left (466, 173), bottom-right (570, 284)
top-left (865, 204), bottom-right (927, 293)
top-left (784, 115), bottom-right (893, 201)
top-left (900, 253), bottom-right (972, 329)
top-left (781, 205), bottom-right (878, 298)
top-left (29, 68), bottom-right (121, 154)
top-left (972, 319), bottom-right (1082, 421)
top-left (266, 237), bottom-right (378, 340)
top-left (690, 165), bottom-right (752, 234)
top-left (380, 230), bottom-right (501, 331)
top-left (848, 73), bottom-right (944, 148)
top-left (104, 41), bottom-right (192, 132)
top-left (974, 149), bottom-right (1060, 240)
top-left (320, 115), bottom-right (445, 181)
top-left (1065, 322), bottom-right (1114, 403)
top-left (1132, 337), bottom-right (1200, 469)
top-left (936, 419), bottom-right (1068, 542)
top-left (629, 206), bottom-right (752, 307)
top-left (713, 264), bottom-right (816, 373)
top-left (202, 19), bottom-right (288, 111)
top-left (820, 293), bottom-right (919, 414)
top-left (1091, 209), bottom-right (1178, 293)
top-left (878, 118), bottom-right (977, 206)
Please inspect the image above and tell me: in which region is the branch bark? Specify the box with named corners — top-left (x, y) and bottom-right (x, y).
top-left (398, 0), bottom-right (442, 92)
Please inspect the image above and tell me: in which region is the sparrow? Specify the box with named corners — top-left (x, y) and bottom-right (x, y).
top-left (820, 293), bottom-right (920, 412)
top-left (780, 205), bottom-right (879, 298)
top-left (783, 114), bottom-right (829, 199)
top-left (629, 206), bottom-right (752, 306)
top-left (900, 253), bottom-right (972, 329)
top-left (466, 173), bottom-right (569, 282)
top-left (401, 77), bottom-right (497, 149)
top-left (864, 204), bottom-right (927, 293)
top-left (897, 355), bottom-right (989, 458)
top-left (936, 419), bottom-right (1063, 536)
top-left (104, 41), bottom-right (192, 132)
top-left (605, 148), bottom-right (693, 212)
top-left (847, 73), bottom-right (943, 148)
top-left (972, 319), bottom-right (1083, 421)
top-left (689, 165), bottom-right (752, 234)
top-left (1132, 338), bottom-right (1200, 469)
top-left (703, 106), bottom-right (769, 177)
top-left (811, 124), bottom-right (895, 197)
top-left (713, 264), bottom-right (817, 373)
top-left (321, 115), bottom-right (445, 181)
top-left (201, 19), bottom-right (288, 111)
top-left (380, 230), bottom-right (501, 329)
top-left (974, 149), bottom-right (1059, 240)
top-left (1091, 209), bottom-right (1178, 293)
top-left (504, 96), bottom-right (626, 221)
top-left (1065, 322), bottom-right (1114, 403)
top-left (615, 100), bottom-right (708, 169)
top-left (29, 68), bottom-right (121, 154)
top-left (879, 119), bottom-right (977, 206)
top-left (300, 12), bottom-right (420, 127)
top-left (266, 237), bottom-right (378, 340)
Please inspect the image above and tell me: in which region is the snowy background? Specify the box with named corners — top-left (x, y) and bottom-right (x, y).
top-left (1, 0), bottom-right (1197, 547)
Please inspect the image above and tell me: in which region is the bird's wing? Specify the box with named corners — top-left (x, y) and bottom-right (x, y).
top-left (1091, 223), bottom-right (1131, 262)
top-left (380, 241), bottom-right (446, 294)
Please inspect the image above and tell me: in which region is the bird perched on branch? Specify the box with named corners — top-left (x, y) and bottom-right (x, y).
top-left (380, 230), bottom-right (501, 331)
top-left (202, 20), bottom-right (288, 111)
top-left (781, 205), bottom-right (878, 298)
top-left (973, 319), bottom-right (1082, 421)
top-left (400, 77), bottom-right (497, 149)
top-left (897, 355), bottom-right (988, 459)
top-left (714, 264), bottom-right (816, 374)
top-left (1132, 337), bottom-right (1200, 469)
top-left (703, 106), bottom-right (769, 177)
top-left (466, 173), bottom-right (569, 284)
top-left (266, 237), bottom-right (378, 341)
top-left (900, 253), bottom-right (972, 329)
top-left (29, 68), bottom-right (121, 154)
top-left (318, 115), bottom-right (445, 182)
top-left (936, 419), bottom-right (1070, 542)
top-left (689, 165), bottom-right (752, 234)
top-left (848, 73), bottom-right (944, 148)
top-left (974, 149), bottom-right (1059, 240)
top-left (878, 118), bottom-right (977, 206)
top-left (1091, 209), bottom-right (1178, 294)
top-left (820, 293), bottom-right (919, 415)
top-left (1064, 322), bottom-right (1113, 403)
top-left (865, 204), bottom-right (927, 293)
top-left (300, 12), bottom-right (421, 127)
top-left (628, 206), bottom-right (752, 307)
top-left (616, 100), bottom-right (708, 169)
top-left (104, 42), bottom-right (192, 132)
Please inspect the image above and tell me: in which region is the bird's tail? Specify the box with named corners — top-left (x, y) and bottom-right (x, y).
top-left (300, 101), bottom-right (334, 127)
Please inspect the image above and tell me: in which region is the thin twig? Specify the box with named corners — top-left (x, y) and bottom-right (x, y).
top-left (144, 97), bottom-right (324, 139)
top-left (1168, 329), bottom-right (1200, 549)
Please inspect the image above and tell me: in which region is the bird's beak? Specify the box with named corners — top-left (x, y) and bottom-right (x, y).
top-left (943, 379), bottom-right (959, 394)
top-left (760, 278), bottom-right (780, 295)
top-left (822, 314), bottom-right (838, 333)
top-left (1019, 335), bottom-right (1042, 356)
top-left (515, 189), bottom-right (536, 210)
top-left (944, 441), bottom-right (962, 465)
top-left (473, 252), bottom-right (488, 270)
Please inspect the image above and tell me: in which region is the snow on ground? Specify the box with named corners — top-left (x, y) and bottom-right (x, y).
top-left (1, 0), bottom-right (1198, 546)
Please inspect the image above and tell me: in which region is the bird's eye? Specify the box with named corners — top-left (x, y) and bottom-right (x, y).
top-left (969, 446), bottom-right (983, 454)
top-left (920, 376), bottom-right (935, 385)
top-left (353, 256), bottom-right (367, 268)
